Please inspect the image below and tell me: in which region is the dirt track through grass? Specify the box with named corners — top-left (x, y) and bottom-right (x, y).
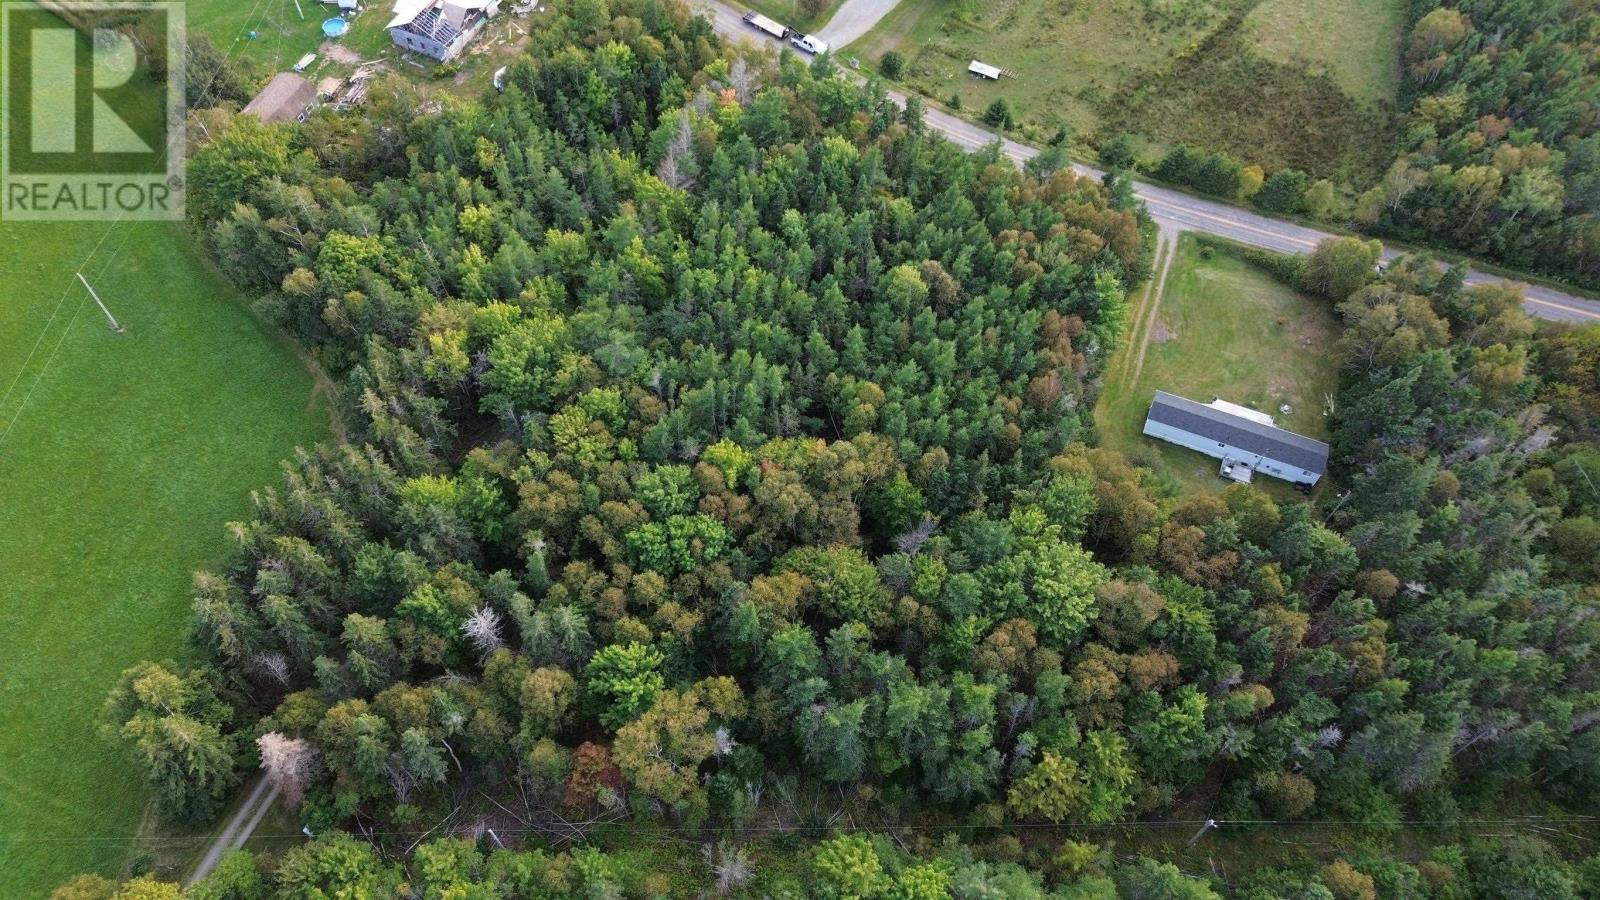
top-left (1126, 231), bottom-right (1177, 389)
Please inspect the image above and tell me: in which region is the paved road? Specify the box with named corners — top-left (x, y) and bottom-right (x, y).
top-left (187, 776), bottom-right (281, 886)
top-left (698, 0), bottom-right (1600, 323)
top-left (815, 0), bottom-right (898, 50)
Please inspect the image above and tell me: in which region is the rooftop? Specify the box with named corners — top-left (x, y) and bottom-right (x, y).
top-left (1146, 391), bottom-right (1329, 475)
top-left (387, 0), bottom-right (492, 30)
top-left (240, 72), bottom-right (316, 124)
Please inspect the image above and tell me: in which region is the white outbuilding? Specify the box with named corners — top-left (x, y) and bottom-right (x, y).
top-left (968, 60), bottom-right (1000, 80)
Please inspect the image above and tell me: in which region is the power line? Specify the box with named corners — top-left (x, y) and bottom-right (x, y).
top-left (1, 815), bottom-right (1595, 844)
top-left (0, 0), bottom-right (273, 450)
top-left (0, 222), bottom-right (141, 450)
top-left (0, 295), bottom-right (92, 450)
top-left (0, 219), bottom-right (124, 415)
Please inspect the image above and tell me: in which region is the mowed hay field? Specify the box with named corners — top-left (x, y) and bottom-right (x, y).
top-left (851, 0), bottom-right (1235, 139)
top-left (854, 0), bottom-right (1403, 183)
top-left (1242, 0), bottom-right (1404, 107)
top-left (0, 220), bottom-right (329, 897)
top-left (1100, 0), bottom-right (1403, 182)
top-left (1094, 234), bottom-right (1340, 498)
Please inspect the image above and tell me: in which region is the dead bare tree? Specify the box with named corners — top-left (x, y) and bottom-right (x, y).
top-left (704, 840), bottom-right (754, 896)
top-left (726, 57), bottom-right (758, 104)
top-left (463, 605), bottom-right (504, 661)
top-left (657, 112), bottom-right (697, 190)
top-left (253, 650), bottom-right (290, 686)
top-left (894, 517), bottom-right (939, 555)
top-left (257, 732), bottom-right (319, 807)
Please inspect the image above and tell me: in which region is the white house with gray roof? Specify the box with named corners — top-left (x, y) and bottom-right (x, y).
top-left (1142, 391), bottom-right (1329, 487)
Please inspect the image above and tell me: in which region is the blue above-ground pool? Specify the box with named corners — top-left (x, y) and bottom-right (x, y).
top-left (322, 17), bottom-right (350, 38)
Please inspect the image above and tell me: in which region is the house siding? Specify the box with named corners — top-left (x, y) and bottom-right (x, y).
top-left (389, 28), bottom-right (435, 57)
top-left (1142, 419), bottom-right (1321, 486)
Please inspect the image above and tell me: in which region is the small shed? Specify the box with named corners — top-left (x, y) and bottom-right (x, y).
top-left (241, 72), bottom-right (317, 124)
top-left (968, 60), bottom-right (1000, 80)
top-left (1142, 391), bottom-right (1329, 487)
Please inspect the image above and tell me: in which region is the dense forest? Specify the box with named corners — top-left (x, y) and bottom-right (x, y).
top-left (60, 0), bottom-right (1600, 895)
top-left (66, 827), bottom-right (1600, 898)
top-left (1115, 0), bottom-right (1600, 290)
top-left (1363, 0), bottom-right (1600, 288)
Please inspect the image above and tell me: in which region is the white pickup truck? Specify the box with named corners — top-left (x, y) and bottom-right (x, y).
top-left (789, 33), bottom-right (828, 54)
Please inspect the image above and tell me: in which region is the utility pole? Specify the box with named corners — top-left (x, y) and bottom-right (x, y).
top-left (1187, 818), bottom-right (1218, 847)
top-left (76, 273), bottom-right (124, 334)
top-left (1323, 489), bottom-right (1351, 523)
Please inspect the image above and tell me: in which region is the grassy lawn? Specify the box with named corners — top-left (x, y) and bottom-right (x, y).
top-left (1094, 234), bottom-right (1340, 499)
top-left (0, 218), bottom-right (329, 897)
top-left (185, 0), bottom-right (341, 74)
top-left (181, 0), bottom-right (536, 100)
top-left (853, 0), bottom-right (1402, 182)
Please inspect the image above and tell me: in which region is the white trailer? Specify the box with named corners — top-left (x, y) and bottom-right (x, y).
top-left (742, 10), bottom-right (789, 39)
top-left (968, 60), bottom-right (1000, 80)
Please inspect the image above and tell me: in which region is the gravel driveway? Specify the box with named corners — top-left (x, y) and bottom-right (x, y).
top-left (815, 0), bottom-right (900, 50)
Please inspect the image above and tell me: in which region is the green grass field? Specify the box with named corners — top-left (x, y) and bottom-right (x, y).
top-left (853, 0), bottom-right (1238, 140)
top-left (1095, 234), bottom-right (1340, 498)
top-left (1243, 0), bottom-right (1403, 107)
top-left (853, 0), bottom-right (1402, 181)
top-left (0, 219), bottom-right (329, 898)
top-left (186, 0), bottom-right (338, 74)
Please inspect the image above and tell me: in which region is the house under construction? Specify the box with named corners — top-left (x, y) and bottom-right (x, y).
top-left (386, 0), bottom-right (501, 61)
